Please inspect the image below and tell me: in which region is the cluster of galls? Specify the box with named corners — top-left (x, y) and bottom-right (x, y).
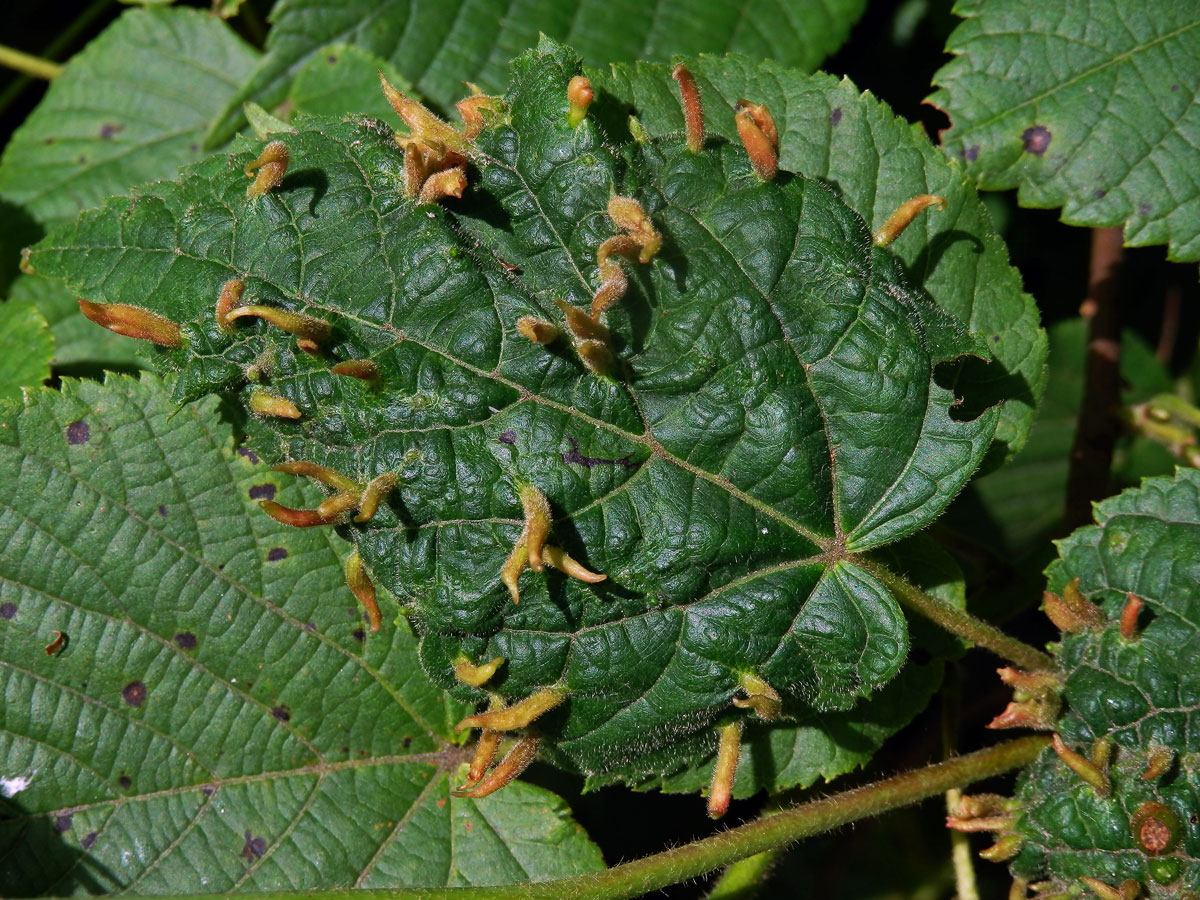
top-left (949, 581), bottom-right (1196, 900)
top-left (68, 61), bottom-right (954, 816)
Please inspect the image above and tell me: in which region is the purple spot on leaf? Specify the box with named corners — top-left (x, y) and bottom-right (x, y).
top-left (829, 108), bottom-right (842, 126)
top-left (122, 681), bottom-right (146, 707)
top-left (0, 602), bottom-right (15, 619)
top-left (81, 832), bottom-right (97, 850)
top-left (1021, 125), bottom-right (1051, 156)
top-left (237, 446), bottom-right (260, 464)
top-left (173, 632), bottom-right (197, 650)
top-left (98, 123), bottom-right (123, 140)
top-left (66, 421), bottom-right (89, 445)
top-left (271, 705), bottom-right (290, 722)
top-left (248, 483), bottom-right (276, 501)
top-left (118, 775), bottom-right (131, 789)
top-left (54, 814), bottom-right (72, 833)
top-left (964, 145), bottom-right (979, 163)
top-left (1138, 201), bottom-right (1153, 216)
top-left (497, 430), bottom-right (516, 445)
top-left (240, 831), bottom-right (266, 860)
top-left (562, 436), bottom-right (636, 469)
top-left (158, 505), bottom-right (168, 517)
top-left (352, 628), bottom-right (365, 643)
top-left (267, 547), bottom-right (287, 562)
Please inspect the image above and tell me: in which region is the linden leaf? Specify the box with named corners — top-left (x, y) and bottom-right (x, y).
top-left (0, 375), bottom-right (603, 894)
top-left (30, 40), bottom-right (999, 788)
top-left (0, 301), bottom-right (52, 402)
top-left (1006, 470), bottom-right (1200, 892)
top-left (929, 0), bottom-right (1200, 262)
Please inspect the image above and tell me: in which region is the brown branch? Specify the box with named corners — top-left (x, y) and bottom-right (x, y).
top-left (1064, 227), bottom-right (1125, 532)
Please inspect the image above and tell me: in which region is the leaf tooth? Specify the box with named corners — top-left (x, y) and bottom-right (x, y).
top-left (456, 688), bottom-right (565, 732)
top-left (452, 734), bottom-right (540, 798)
top-left (344, 549), bottom-right (382, 632)
top-left (707, 722), bottom-right (742, 819)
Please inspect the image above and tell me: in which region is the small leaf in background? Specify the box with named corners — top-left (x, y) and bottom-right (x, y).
top-left (930, 0), bottom-right (1200, 261)
top-left (1006, 470), bottom-right (1200, 892)
top-left (6, 274), bottom-right (149, 374)
top-left (0, 8), bottom-right (259, 228)
top-left (0, 301), bottom-right (52, 401)
top-left (206, 0), bottom-right (868, 144)
top-left (288, 43), bottom-right (411, 124)
top-left (0, 375), bottom-right (603, 894)
top-left (595, 57), bottom-right (1046, 464)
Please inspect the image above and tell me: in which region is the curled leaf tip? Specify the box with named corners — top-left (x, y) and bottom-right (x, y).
top-left (78, 299), bottom-right (183, 347)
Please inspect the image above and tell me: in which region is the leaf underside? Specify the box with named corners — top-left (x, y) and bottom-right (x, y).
top-left (0, 375), bottom-right (603, 895)
top-left (30, 40), bottom-right (1000, 781)
top-left (930, 0), bottom-right (1200, 262)
top-left (1012, 470), bottom-right (1200, 891)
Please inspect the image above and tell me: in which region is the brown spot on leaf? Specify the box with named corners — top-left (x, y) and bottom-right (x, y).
top-left (1021, 125), bottom-right (1051, 156)
top-left (66, 421), bottom-right (90, 445)
top-left (0, 602), bottom-right (15, 619)
top-left (240, 831), bottom-right (266, 860)
top-left (497, 430), bottom-right (516, 445)
top-left (248, 483), bottom-right (276, 501)
top-left (54, 813), bottom-right (72, 833)
top-left (81, 832), bottom-right (97, 850)
top-left (122, 681), bottom-right (146, 707)
top-left (267, 547), bottom-right (287, 562)
top-left (173, 632), bottom-right (197, 650)
top-left (271, 705), bottom-right (290, 722)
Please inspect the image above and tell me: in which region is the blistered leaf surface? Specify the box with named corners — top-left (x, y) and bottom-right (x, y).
top-left (30, 41), bottom-right (1000, 782)
top-left (0, 375), bottom-right (603, 894)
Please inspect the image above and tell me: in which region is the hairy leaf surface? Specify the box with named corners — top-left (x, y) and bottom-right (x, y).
top-left (1008, 470), bottom-right (1200, 892)
top-left (30, 41), bottom-right (1000, 783)
top-left (206, 0), bottom-right (867, 145)
top-left (930, 0), bottom-right (1200, 262)
top-left (0, 375), bottom-right (603, 894)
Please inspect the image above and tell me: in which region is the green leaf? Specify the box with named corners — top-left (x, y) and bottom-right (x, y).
top-left (30, 41), bottom-right (998, 787)
top-left (591, 535), bottom-right (967, 797)
top-left (0, 300), bottom-right (52, 401)
top-left (289, 43), bottom-right (412, 124)
top-left (206, 0), bottom-right (867, 146)
top-left (593, 55), bottom-right (1045, 464)
top-left (929, 0), bottom-right (1200, 262)
top-left (0, 374), bottom-right (603, 894)
top-left (0, 8), bottom-right (259, 229)
top-left (1006, 470), bottom-right (1200, 893)
top-left (7, 274), bottom-right (149, 373)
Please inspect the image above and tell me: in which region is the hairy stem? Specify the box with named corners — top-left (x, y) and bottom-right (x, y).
top-left (22, 738), bottom-right (1047, 900)
top-left (1065, 227), bottom-right (1125, 531)
top-left (865, 564), bottom-right (1054, 671)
